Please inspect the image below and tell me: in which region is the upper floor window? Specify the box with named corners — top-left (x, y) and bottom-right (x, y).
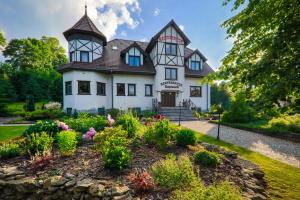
top-left (97, 82), bottom-right (106, 96)
top-left (191, 61), bottom-right (201, 70)
top-left (190, 86), bottom-right (202, 97)
top-left (128, 84), bottom-right (136, 96)
top-left (80, 51), bottom-right (89, 62)
top-left (69, 52), bottom-right (75, 62)
top-left (165, 43), bottom-right (177, 56)
top-left (165, 68), bottom-right (177, 80)
top-left (117, 83), bottom-right (125, 96)
top-left (145, 84), bottom-right (153, 96)
top-left (129, 56), bottom-right (140, 67)
top-left (65, 81), bottom-right (72, 95)
top-left (78, 81), bottom-right (90, 95)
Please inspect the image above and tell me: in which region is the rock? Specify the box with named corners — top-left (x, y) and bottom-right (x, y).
top-left (225, 151), bottom-right (238, 159)
top-left (44, 176), bottom-right (68, 188)
top-left (7, 177), bottom-right (36, 193)
top-left (251, 193), bottom-right (267, 200)
top-left (65, 179), bottom-right (76, 188)
top-left (0, 166), bottom-right (24, 179)
top-left (113, 194), bottom-right (129, 200)
top-left (75, 178), bottom-right (94, 191)
top-left (88, 184), bottom-right (105, 197)
top-left (65, 173), bottom-right (75, 179)
top-left (253, 170), bottom-right (264, 179)
top-left (111, 185), bottom-right (129, 196)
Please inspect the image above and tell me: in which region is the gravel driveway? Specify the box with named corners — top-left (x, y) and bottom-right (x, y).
top-left (181, 120), bottom-right (300, 168)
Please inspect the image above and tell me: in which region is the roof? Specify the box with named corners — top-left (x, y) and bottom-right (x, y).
top-left (146, 20), bottom-right (191, 52)
top-left (63, 13), bottom-right (107, 45)
top-left (58, 39), bottom-right (214, 77)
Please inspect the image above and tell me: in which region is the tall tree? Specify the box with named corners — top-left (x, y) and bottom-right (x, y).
top-left (218, 0), bottom-right (300, 111)
top-left (0, 31), bottom-right (5, 47)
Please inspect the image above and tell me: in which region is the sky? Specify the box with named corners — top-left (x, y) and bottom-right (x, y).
top-left (0, 0), bottom-right (238, 69)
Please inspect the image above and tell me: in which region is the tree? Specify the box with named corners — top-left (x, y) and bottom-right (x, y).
top-left (0, 31), bottom-right (5, 47)
top-left (217, 0), bottom-right (300, 112)
top-left (211, 82), bottom-right (230, 109)
top-left (0, 71), bottom-right (16, 116)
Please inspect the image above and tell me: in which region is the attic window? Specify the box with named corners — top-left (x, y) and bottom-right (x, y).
top-left (191, 61), bottom-right (201, 70)
top-left (129, 56), bottom-right (140, 67)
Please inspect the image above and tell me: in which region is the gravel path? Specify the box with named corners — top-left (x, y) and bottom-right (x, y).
top-left (181, 120), bottom-right (300, 168)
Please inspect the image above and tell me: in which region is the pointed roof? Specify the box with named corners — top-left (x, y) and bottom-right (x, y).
top-left (186, 49), bottom-right (207, 62)
top-left (63, 9), bottom-right (107, 45)
top-left (120, 42), bottom-right (147, 56)
top-left (146, 19), bottom-right (191, 52)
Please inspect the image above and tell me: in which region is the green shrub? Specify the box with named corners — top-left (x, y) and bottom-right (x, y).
top-left (23, 109), bottom-right (65, 120)
top-left (150, 154), bottom-right (197, 189)
top-left (142, 110), bottom-right (156, 118)
top-left (171, 181), bottom-right (241, 200)
top-left (106, 108), bottom-right (121, 119)
top-left (269, 114), bottom-right (300, 133)
top-left (56, 130), bottom-right (78, 156)
top-left (144, 119), bottom-right (178, 149)
top-left (102, 145), bottom-right (131, 170)
top-left (64, 115), bottom-right (107, 133)
top-left (176, 129), bottom-right (197, 146)
top-left (25, 132), bottom-right (53, 155)
top-left (194, 151), bottom-right (221, 167)
top-left (116, 112), bottom-right (140, 138)
top-left (94, 126), bottom-right (128, 149)
top-left (23, 120), bottom-right (60, 136)
top-left (0, 143), bottom-right (20, 159)
top-left (25, 95), bottom-right (35, 112)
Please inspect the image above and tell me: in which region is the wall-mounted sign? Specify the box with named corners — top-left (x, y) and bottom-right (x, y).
top-left (161, 81), bottom-right (182, 89)
top-left (158, 36), bottom-right (184, 44)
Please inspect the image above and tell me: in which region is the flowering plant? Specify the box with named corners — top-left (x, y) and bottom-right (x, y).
top-left (107, 114), bottom-right (115, 127)
top-left (129, 170), bottom-right (155, 193)
top-left (44, 102), bottom-right (61, 110)
top-left (83, 127), bottom-right (96, 141)
top-left (153, 114), bottom-right (164, 121)
top-left (58, 121), bottom-right (69, 130)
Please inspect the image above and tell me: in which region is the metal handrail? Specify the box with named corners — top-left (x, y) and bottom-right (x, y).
top-left (182, 98), bottom-right (197, 110)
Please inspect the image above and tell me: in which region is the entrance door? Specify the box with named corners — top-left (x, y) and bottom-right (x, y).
top-left (161, 92), bottom-right (176, 107)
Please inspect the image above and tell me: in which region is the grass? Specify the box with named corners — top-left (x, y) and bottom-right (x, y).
top-left (7, 102), bottom-right (45, 116)
top-left (197, 133), bottom-right (300, 200)
top-left (0, 126), bottom-right (29, 141)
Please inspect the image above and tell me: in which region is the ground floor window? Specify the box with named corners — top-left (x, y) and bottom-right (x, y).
top-left (78, 81), bottom-right (90, 95)
top-left (190, 86), bottom-right (202, 97)
top-left (97, 82), bottom-right (106, 96)
top-left (145, 84), bottom-right (153, 96)
top-left (65, 81), bottom-right (72, 95)
top-left (117, 83), bottom-right (125, 96)
top-left (128, 84), bottom-right (136, 96)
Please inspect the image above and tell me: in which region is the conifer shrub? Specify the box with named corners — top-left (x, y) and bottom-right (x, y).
top-left (194, 151), bottom-right (221, 167)
top-left (176, 129), bottom-right (197, 146)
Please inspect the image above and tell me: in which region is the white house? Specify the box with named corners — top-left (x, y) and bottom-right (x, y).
top-left (58, 8), bottom-right (214, 115)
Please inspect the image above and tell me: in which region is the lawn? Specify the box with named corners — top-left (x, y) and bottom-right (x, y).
top-left (198, 133), bottom-right (300, 200)
top-left (0, 126), bottom-right (29, 141)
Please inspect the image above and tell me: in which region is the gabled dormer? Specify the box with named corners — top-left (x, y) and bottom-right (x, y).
top-left (121, 42), bottom-right (147, 67)
top-left (186, 49), bottom-right (207, 71)
top-left (147, 20), bottom-right (190, 67)
top-left (63, 6), bottom-right (107, 63)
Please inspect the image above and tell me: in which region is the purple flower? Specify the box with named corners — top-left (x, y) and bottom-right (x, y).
top-left (83, 127), bottom-right (96, 141)
top-left (107, 114), bottom-right (115, 127)
top-left (58, 122), bottom-right (69, 130)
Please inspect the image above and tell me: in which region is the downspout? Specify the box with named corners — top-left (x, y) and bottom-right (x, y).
top-left (206, 83), bottom-right (209, 111)
top-left (111, 69), bottom-right (114, 109)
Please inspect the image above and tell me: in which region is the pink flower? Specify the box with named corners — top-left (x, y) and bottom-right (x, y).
top-left (58, 122), bottom-right (69, 130)
top-left (107, 114), bottom-right (115, 127)
top-left (83, 127), bottom-right (96, 141)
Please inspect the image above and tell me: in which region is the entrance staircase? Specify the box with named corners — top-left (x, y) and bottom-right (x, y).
top-left (159, 107), bottom-right (198, 121)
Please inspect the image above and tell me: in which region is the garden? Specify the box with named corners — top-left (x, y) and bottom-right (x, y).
top-left (0, 112), bottom-right (269, 200)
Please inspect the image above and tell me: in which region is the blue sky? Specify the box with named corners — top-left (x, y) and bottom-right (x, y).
top-left (0, 0), bottom-right (237, 69)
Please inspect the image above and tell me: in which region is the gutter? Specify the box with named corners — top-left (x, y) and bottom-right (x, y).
top-left (111, 69), bottom-right (114, 109)
top-left (206, 83), bottom-right (209, 111)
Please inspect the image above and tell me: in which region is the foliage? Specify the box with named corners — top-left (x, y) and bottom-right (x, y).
top-left (25, 95), bottom-right (35, 112)
top-left (102, 145), bottom-right (131, 170)
top-left (194, 151), bottom-right (221, 167)
top-left (25, 132), bottom-right (53, 155)
top-left (0, 31), bottom-right (5, 46)
top-left (106, 108), bottom-right (121, 119)
top-left (142, 110), bottom-right (156, 118)
top-left (211, 83), bottom-right (230, 110)
top-left (214, 0), bottom-right (300, 112)
top-left (144, 119), bottom-right (178, 149)
top-left (94, 126), bottom-right (128, 149)
top-left (150, 154), bottom-right (197, 190)
top-left (0, 143), bottom-right (20, 159)
top-left (23, 109), bottom-right (65, 120)
top-left (222, 92), bottom-right (256, 123)
top-left (0, 69), bottom-right (16, 116)
top-left (116, 112), bottom-right (140, 138)
top-left (176, 129), bottom-right (197, 146)
top-left (130, 170), bottom-right (155, 193)
top-left (269, 114), bottom-right (300, 133)
top-left (23, 120), bottom-right (60, 136)
top-left (64, 115), bottom-right (107, 133)
top-left (56, 130), bottom-right (78, 156)
top-left (44, 101), bottom-right (61, 110)
top-left (30, 154), bottom-right (54, 172)
top-left (171, 181), bottom-right (241, 200)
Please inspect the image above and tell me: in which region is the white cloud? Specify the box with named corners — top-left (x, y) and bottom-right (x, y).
top-left (179, 25), bottom-right (184, 31)
top-left (153, 8), bottom-right (160, 16)
top-left (140, 38), bottom-right (147, 42)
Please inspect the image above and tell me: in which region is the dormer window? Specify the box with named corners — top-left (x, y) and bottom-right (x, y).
top-left (165, 43), bottom-right (177, 56)
top-left (191, 61), bottom-right (201, 70)
top-left (80, 51), bottom-right (89, 62)
top-left (129, 55), bottom-right (140, 67)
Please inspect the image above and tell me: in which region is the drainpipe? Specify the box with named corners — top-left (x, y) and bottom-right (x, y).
top-left (206, 83), bottom-right (209, 112)
top-left (111, 69), bottom-right (114, 109)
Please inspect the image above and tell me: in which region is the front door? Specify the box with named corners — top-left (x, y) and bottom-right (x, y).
top-left (161, 92), bottom-right (176, 107)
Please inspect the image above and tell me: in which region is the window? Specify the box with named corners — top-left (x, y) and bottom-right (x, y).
top-left (69, 52), bottom-right (75, 62)
top-left (65, 81), bottom-right (72, 95)
top-left (80, 51), bottom-right (89, 62)
top-left (190, 86), bottom-right (202, 97)
top-left (117, 83), bottom-right (125, 96)
top-left (129, 56), bottom-right (140, 66)
top-left (78, 81), bottom-right (90, 95)
top-left (165, 43), bottom-right (177, 56)
top-left (128, 84), bottom-right (136, 96)
top-left (97, 82), bottom-right (106, 96)
top-left (145, 84), bottom-right (153, 96)
top-left (165, 68), bottom-right (177, 80)
top-left (191, 61), bottom-right (201, 70)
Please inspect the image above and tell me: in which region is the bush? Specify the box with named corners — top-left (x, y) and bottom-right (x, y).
top-left (25, 95), bottom-right (35, 112)
top-left (106, 108), bottom-right (121, 119)
top-left (194, 151), bottom-right (221, 167)
top-left (0, 143), bottom-right (20, 159)
top-left (23, 109), bottom-right (65, 120)
top-left (269, 114), bottom-right (300, 133)
top-left (142, 110), bottom-right (156, 118)
top-left (150, 154), bottom-right (197, 190)
top-left (94, 126), bottom-right (128, 149)
top-left (116, 112), bottom-right (140, 138)
top-left (64, 115), bottom-right (107, 133)
top-left (25, 132), bottom-right (53, 155)
top-left (144, 119), bottom-right (178, 149)
top-left (56, 130), bottom-right (78, 156)
top-left (130, 170), bottom-right (155, 193)
top-left (102, 145), bottom-right (131, 170)
top-left (171, 181), bottom-right (241, 200)
top-left (23, 120), bottom-right (60, 136)
top-left (176, 129), bottom-right (197, 146)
